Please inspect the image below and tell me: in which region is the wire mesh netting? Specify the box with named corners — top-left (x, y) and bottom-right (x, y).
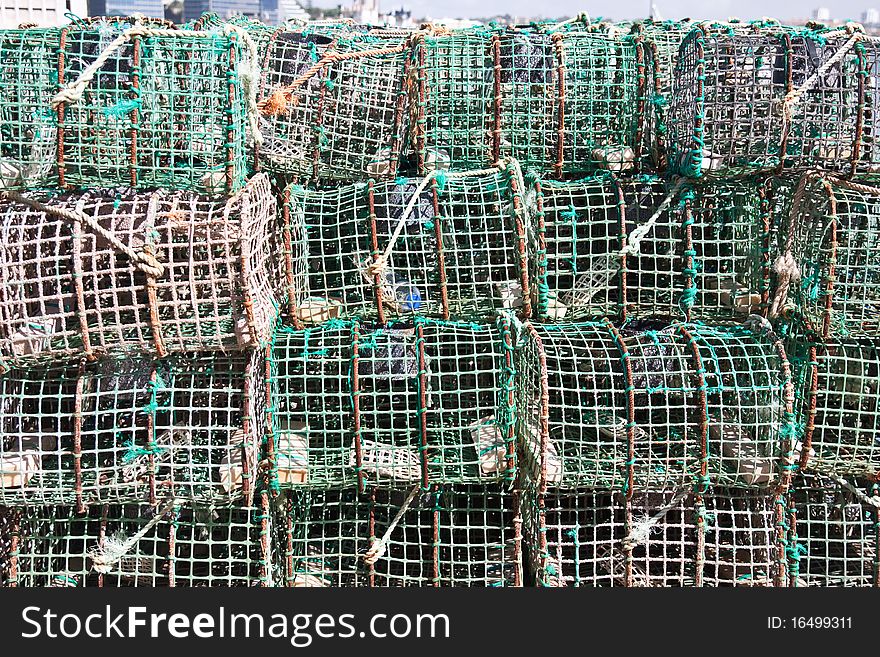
top-left (272, 485), bottom-right (521, 586)
top-left (0, 19), bottom-right (253, 194)
top-left (190, 12), bottom-right (281, 54)
top-left (0, 499), bottom-right (272, 587)
top-left (414, 25), bottom-right (647, 176)
top-left (266, 317), bottom-right (517, 489)
top-left (283, 163), bottom-right (529, 324)
top-left (786, 474), bottom-right (879, 587)
top-left (787, 319), bottom-right (880, 479)
top-left (0, 174), bottom-right (278, 367)
top-left (0, 349), bottom-right (265, 507)
top-left (630, 19), bottom-right (693, 169)
top-left (256, 29), bottom-right (411, 181)
top-left (528, 173), bottom-right (768, 322)
top-left (516, 318), bottom-right (799, 491)
top-left (775, 174), bottom-right (880, 339)
top-left (522, 484), bottom-right (782, 586)
top-left (669, 23), bottom-right (880, 179)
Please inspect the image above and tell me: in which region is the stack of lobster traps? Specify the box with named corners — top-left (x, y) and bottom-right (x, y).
top-left (2, 11), bottom-right (879, 588)
top-left (0, 14), bottom-right (280, 586)
top-left (664, 18), bottom-right (880, 586)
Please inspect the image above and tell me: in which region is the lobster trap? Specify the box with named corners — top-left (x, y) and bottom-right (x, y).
top-left (0, 19), bottom-right (255, 194)
top-left (528, 174), bottom-right (768, 322)
top-left (1, 500), bottom-right (272, 587)
top-left (522, 484), bottom-right (782, 586)
top-left (669, 23), bottom-right (880, 179)
top-left (788, 320), bottom-right (880, 479)
top-left (0, 174), bottom-right (278, 367)
top-left (266, 317), bottom-right (517, 489)
top-left (786, 474), bottom-right (879, 587)
top-left (256, 28), bottom-right (411, 181)
top-left (516, 318), bottom-right (799, 491)
top-left (413, 25), bottom-right (648, 176)
top-left (0, 349), bottom-right (265, 507)
top-left (273, 485), bottom-right (521, 587)
top-left (774, 174), bottom-right (880, 339)
top-left (283, 163), bottom-right (529, 324)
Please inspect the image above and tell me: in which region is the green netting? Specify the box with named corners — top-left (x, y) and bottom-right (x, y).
top-left (256, 29), bottom-right (410, 181)
top-left (630, 19), bottom-right (694, 169)
top-left (521, 483), bottom-right (782, 587)
top-left (190, 12), bottom-right (281, 54)
top-left (787, 318), bottom-right (880, 479)
top-left (0, 20), bottom-right (253, 194)
top-left (273, 485), bottom-right (520, 586)
top-left (528, 173), bottom-right (768, 322)
top-left (786, 474), bottom-right (879, 587)
top-left (0, 174), bottom-right (279, 367)
top-left (266, 317), bottom-right (517, 489)
top-left (775, 175), bottom-right (880, 339)
top-left (631, 19), bottom-right (694, 100)
top-left (0, 349), bottom-right (265, 507)
top-left (1, 500), bottom-right (272, 587)
top-left (669, 23), bottom-right (880, 179)
top-left (284, 163), bottom-right (529, 324)
top-left (516, 318), bottom-right (799, 491)
top-left (414, 26), bottom-right (647, 176)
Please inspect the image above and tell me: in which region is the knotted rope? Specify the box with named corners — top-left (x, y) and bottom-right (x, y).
top-left (779, 27), bottom-right (864, 139)
top-left (89, 496), bottom-right (178, 574)
top-left (258, 43), bottom-right (409, 116)
top-left (362, 485), bottom-right (421, 566)
top-left (620, 488), bottom-right (690, 551)
top-left (768, 172), bottom-right (817, 318)
top-left (361, 161), bottom-right (518, 310)
top-left (619, 179), bottom-right (685, 257)
top-left (0, 190), bottom-right (165, 277)
top-left (50, 25), bottom-right (264, 146)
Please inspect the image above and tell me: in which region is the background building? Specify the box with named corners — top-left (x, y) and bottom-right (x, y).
top-left (87, 0), bottom-right (165, 18)
top-left (261, 0), bottom-right (309, 23)
top-left (183, 0), bottom-right (258, 22)
top-left (1, 0), bottom-right (88, 27)
top-left (183, 0), bottom-right (307, 23)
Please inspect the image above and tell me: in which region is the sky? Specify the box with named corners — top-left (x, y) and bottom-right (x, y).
top-left (310, 0), bottom-right (877, 22)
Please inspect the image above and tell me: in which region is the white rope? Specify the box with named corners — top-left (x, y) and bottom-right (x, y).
top-left (0, 190), bottom-right (165, 277)
top-left (362, 485), bottom-right (421, 566)
top-left (50, 25), bottom-right (263, 147)
top-left (621, 488), bottom-right (690, 550)
top-left (779, 30), bottom-right (863, 126)
top-left (619, 179), bottom-right (685, 257)
top-left (832, 476), bottom-right (880, 509)
top-left (89, 496), bottom-right (178, 574)
top-left (361, 160), bottom-right (514, 298)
